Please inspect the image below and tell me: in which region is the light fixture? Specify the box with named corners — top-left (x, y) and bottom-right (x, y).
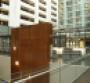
top-left (13, 46), bottom-right (17, 51)
top-left (15, 60), bottom-right (20, 66)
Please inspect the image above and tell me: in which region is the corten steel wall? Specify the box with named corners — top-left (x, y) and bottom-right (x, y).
top-left (11, 23), bottom-right (52, 82)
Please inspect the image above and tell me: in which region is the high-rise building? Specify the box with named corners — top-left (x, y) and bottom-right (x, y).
top-left (58, 0), bottom-right (64, 28)
top-left (58, 0), bottom-right (90, 48)
top-left (0, 0), bottom-right (58, 29)
top-left (59, 0), bottom-right (86, 29)
top-left (85, 0), bottom-right (90, 29)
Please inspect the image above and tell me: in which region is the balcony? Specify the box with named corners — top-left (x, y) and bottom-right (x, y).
top-left (0, 14), bottom-right (8, 21)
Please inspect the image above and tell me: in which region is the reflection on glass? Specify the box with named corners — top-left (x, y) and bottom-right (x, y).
top-left (0, 25), bottom-right (10, 54)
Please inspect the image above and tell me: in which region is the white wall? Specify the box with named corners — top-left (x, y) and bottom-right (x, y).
top-left (0, 55), bottom-right (11, 82)
top-left (73, 48), bottom-right (86, 55)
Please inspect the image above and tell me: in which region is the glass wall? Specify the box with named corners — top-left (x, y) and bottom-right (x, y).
top-left (0, 25), bottom-right (10, 54)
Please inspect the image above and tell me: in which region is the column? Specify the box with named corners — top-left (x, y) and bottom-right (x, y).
top-left (64, 0), bottom-right (67, 28)
top-left (9, 0), bottom-right (21, 27)
top-left (46, 0), bottom-right (51, 22)
top-left (34, 0), bottom-right (39, 24)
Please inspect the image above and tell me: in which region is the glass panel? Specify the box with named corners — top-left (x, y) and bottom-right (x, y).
top-left (67, 0), bottom-right (72, 6)
top-left (12, 64), bottom-right (61, 83)
top-left (0, 25), bottom-right (10, 54)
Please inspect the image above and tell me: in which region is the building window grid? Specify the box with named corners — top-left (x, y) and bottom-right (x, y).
top-left (0, 0), bottom-right (58, 27)
top-left (0, 0), bottom-right (9, 26)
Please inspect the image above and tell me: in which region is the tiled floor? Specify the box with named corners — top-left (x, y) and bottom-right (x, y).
top-left (73, 56), bottom-right (90, 83)
top-left (74, 68), bottom-right (90, 83)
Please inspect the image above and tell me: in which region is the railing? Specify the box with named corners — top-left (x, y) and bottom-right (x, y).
top-left (11, 49), bottom-right (90, 83)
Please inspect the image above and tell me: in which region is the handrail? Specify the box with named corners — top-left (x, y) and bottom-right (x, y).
top-left (13, 64), bottom-right (61, 83)
top-left (13, 54), bottom-right (90, 83)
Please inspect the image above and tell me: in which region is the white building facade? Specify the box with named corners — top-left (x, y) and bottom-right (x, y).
top-left (0, 0), bottom-right (58, 29)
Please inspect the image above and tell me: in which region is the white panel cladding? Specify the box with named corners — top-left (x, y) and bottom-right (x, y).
top-left (1, 0), bottom-right (58, 28)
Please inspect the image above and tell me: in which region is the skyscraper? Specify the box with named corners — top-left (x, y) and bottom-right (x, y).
top-left (0, 0), bottom-right (58, 29)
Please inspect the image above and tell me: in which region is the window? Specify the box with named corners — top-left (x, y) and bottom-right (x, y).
top-left (76, 11), bottom-right (80, 16)
top-left (67, 0), bottom-right (72, 6)
top-left (0, 26), bottom-right (10, 54)
top-left (1, 0), bottom-right (9, 5)
top-left (0, 36), bottom-right (10, 54)
top-left (68, 13), bottom-right (73, 18)
top-left (67, 19), bottom-right (73, 24)
top-left (76, 17), bottom-right (81, 22)
top-left (21, 0), bottom-right (34, 7)
top-left (60, 21), bottom-right (64, 25)
top-left (0, 21), bottom-right (8, 26)
top-left (76, 5), bottom-right (80, 10)
top-left (67, 7), bottom-right (72, 11)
